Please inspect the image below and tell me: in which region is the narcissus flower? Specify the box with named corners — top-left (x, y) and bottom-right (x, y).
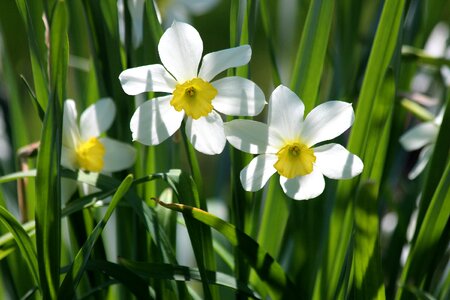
top-left (62, 98), bottom-right (136, 173)
top-left (399, 109), bottom-right (443, 180)
top-left (119, 21), bottom-right (265, 155)
top-left (224, 85), bottom-right (363, 200)
top-left (61, 98), bottom-right (136, 200)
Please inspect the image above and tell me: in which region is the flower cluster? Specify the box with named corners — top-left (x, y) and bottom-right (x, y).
top-left (118, 21), bottom-right (364, 200)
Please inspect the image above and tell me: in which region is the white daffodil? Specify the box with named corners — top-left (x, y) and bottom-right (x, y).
top-left (399, 109), bottom-right (443, 180)
top-left (224, 85), bottom-right (364, 200)
top-left (61, 98), bottom-right (136, 200)
top-left (119, 21), bottom-right (265, 155)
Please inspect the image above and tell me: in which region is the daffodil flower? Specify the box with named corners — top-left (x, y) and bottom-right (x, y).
top-left (224, 85), bottom-right (364, 200)
top-left (61, 98), bottom-right (136, 200)
top-left (399, 109), bottom-right (443, 180)
top-left (119, 21), bottom-right (265, 155)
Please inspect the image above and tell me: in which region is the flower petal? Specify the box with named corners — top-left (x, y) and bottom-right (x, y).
top-left (399, 122), bottom-right (438, 151)
top-left (240, 154), bottom-right (278, 192)
top-left (279, 168), bottom-right (325, 200)
top-left (314, 143), bottom-right (363, 179)
top-left (408, 144), bottom-right (433, 180)
top-left (80, 98), bottom-right (116, 140)
top-left (61, 178), bottom-right (78, 204)
top-left (130, 95), bottom-right (184, 145)
top-left (119, 64), bottom-right (177, 95)
top-left (100, 137), bottom-right (136, 172)
top-left (224, 119), bottom-right (281, 154)
top-left (212, 77), bottom-right (266, 116)
top-left (198, 45), bottom-right (251, 81)
top-left (158, 21), bottom-right (203, 82)
top-left (301, 101), bottom-right (354, 147)
top-left (63, 99), bottom-right (81, 150)
top-left (185, 110), bottom-right (226, 155)
top-left (267, 85), bottom-right (304, 141)
top-left (61, 145), bottom-right (77, 170)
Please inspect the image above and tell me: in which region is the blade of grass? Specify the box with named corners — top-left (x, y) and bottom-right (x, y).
top-left (153, 198), bottom-right (296, 299)
top-left (351, 180), bottom-right (386, 299)
top-left (58, 174), bottom-right (134, 299)
top-left (313, 0), bottom-right (406, 298)
top-left (0, 206), bottom-right (38, 286)
top-left (290, 0), bottom-right (335, 112)
top-left (119, 258), bottom-right (260, 299)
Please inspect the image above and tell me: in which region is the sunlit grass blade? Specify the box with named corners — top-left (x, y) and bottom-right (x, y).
top-left (313, 0), bottom-right (406, 298)
top-left (58, 174), bottom-right (134, 299)
top-left (165, 169), bottom-right (216, 299)
top-left (290, 0), bottom-right (334, 112)
top-left (0, 170), bottom-right (36, 184)
top-left (351, 181), bottom-right (385, 299)
top-left (154, 198), bottom-right (295, 299)
top-left (119, 258), bottom-right (260, 299)
top-left (395, 163), bottom-right (450, 299)
top-left (0, 206), bottom-right (38, 286)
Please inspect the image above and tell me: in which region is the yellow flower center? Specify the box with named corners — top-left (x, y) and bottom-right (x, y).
top-left (75, 137), bottom-right (105, 172)
top-left (171, 78), bottom-right (218, 119)
top-left (274, 142), bottom-right (316, 179)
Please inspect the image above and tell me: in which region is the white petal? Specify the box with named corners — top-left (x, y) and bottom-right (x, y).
top-left (399, 122), bottom-right (438, 151)
top-left (130, 95), bottom-right (184, 145)
top-left (408, 144), bottom-right (433, 180)
top-left (198, 45), bottom-right (251, 81)
top-left (61, 145), bottom-right (77, 170)
top-left (119, 64), bottom-right (177, 95)
top-left (240, 154), bottom-right (278, 192)
top-left (80, 98), bottom-right (116, 140)
top-left (100, 138), bottom-right (136, 172)
top-left (61, 178), bottom-right (78, 204)
top-left (279, 168), bottom-right (325, 200)
top-left (212, 77), bottom-right (266, 116)
top-left (158, 21), bottom-right (203, 82)
top-left (63, 99), bottom-right (81, 150)
top-left (267, 85), bottom-right (304, 141)
top-left (314, 143), bottom-right (363, 179)
top-left (301, 101), bottom-right (354, 147)
top-left (185, 111), bottom-right (226, 155)
top-left (224, 120), bottom-right (281, 154)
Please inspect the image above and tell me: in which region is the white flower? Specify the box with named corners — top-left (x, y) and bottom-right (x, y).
top-left (399, 109), bottom-right (443, 180)
top-left (119, 21), bottom-right (265, 155)
top-left (224, 85), bottom-right (364, 200)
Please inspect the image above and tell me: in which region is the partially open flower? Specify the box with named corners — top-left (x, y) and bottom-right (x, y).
top-left (224, 85), bottom-right (363, 200)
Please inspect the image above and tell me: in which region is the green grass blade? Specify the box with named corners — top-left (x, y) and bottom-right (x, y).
top-left (58, 174), bottom-right (134, 299)
top-left (119, 258), bottom-right (260, 299)
top-left (414, 98), bottom-right (450, 238)
top-left (0, 206), bottom-right (38, 286)
top-left (0, 170), bottom-right (36, 184)
top-left (154, 198), bottom-right (295, 298)
top-left (85, 260), bottom-right (152, 299)
top-left (313, 0), bottom-right (406, 298)
top-left (290, 0), bottom-right (335, 112)
top-left (351, 181), bottom-right (386, 299)
top-left (396, 163), bottom-right (450, 299)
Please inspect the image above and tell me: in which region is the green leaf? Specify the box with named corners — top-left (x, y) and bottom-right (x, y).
top-left (58, 174), bottom-right (134, 299)
top-left (313, 0), bottom-right (406, 298)
top-left (290, 0), bottom-right (335, 112)
top-left (0, 206), bottom-right (38, 286)
top-left (396, 161), bottom-right (450, 300)
top-left (119, 258), bottom-right (260, 299)
top-left (351, 181), bottom-right (385, 299)
top-left (154, 198), bottom-right (295, 298)
top-left (0, 170), bottom-right (36, 184)
top-left (86, 260), bottom-right (152, 299)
